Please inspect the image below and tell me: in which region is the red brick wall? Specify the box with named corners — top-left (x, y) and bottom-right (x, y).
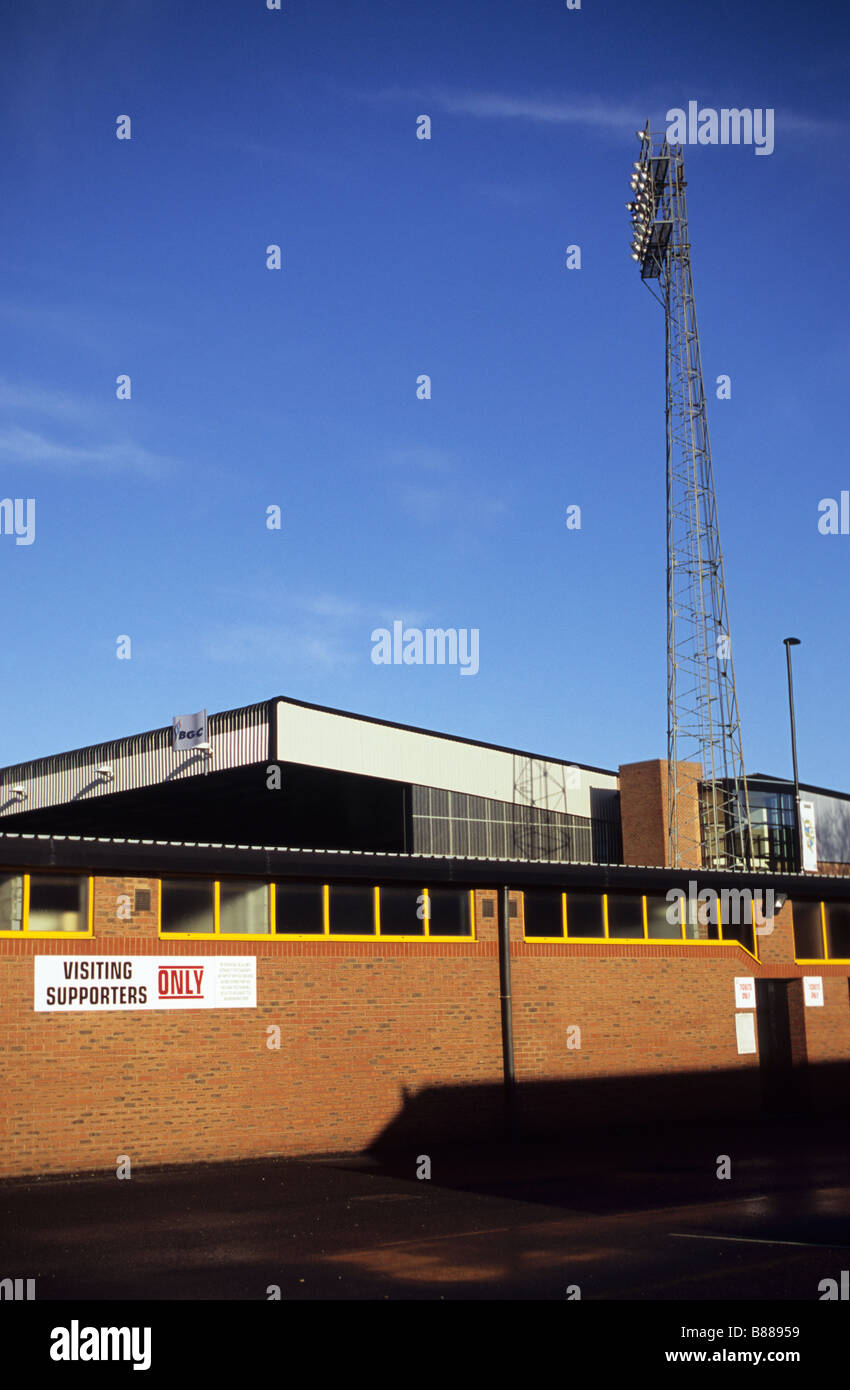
top-left (0, 883), bottom-right (504, 1177)
top-left (1, 879), bottom-right (849, 1177)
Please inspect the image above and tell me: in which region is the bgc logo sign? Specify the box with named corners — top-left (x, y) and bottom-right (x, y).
top-left (172, 709), bottom-right (208, 751)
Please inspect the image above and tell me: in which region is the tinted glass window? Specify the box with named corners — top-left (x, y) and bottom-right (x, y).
top-left (792, 901), bottom-right (824, 959)
top-left (426, 889), bottom-right (473, 937)
top-left (328, 886), bottom-right (375, 935)
top-left (161, 880), bottom-right (213, 934)
top-left (607, 894), bottom-right (644, 939)
top-left (219, 881), bottom-right (269, 934)
top-left (522, 891), bottom-right (564, 938)
top-left (826, 904), bottom-right (850, 959)
top-left (378, 886), bottom-right (425, 936)
top-left (647, 894), bottom-right (680, 938)
top-left (274, 882), bottom-right (325, 934)
top-left (565, 892), bottom-right (604, 938)
top-left (0, 874), bottom-right (24, 931)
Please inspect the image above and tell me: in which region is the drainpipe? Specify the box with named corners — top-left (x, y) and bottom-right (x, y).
top-left (498, 884), bottom-right (518, 1143)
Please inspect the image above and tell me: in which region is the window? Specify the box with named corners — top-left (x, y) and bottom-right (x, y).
top-left (0, 873), bottom-right (92, 935)
top-left (793, 901), bottom-right (825, 959)
top-left (328, 885), bottom-right (376, 935)
top-left (606, 894), bottom-right (644, 940)
top-left (269, 883), bottom-right (475, 939)
top-left (160, 880), bottom-right (214, 934)
top-left (825, 903), bottom-right (850, 959)
top-left (565, 891), bottom-right (605, 938)
top-left (378, 886), bottom-right (425, 937)
top-left (719, 916), bottom-right (754, 956)
top-left (28, 876), bottom-right (89, 932)
top-left (522, 890), bottom-right (564, 938)
top-left (273, 882), bottom-right (324, 935)
top-left (423, 888), bottom-right (474, 938)
top-left (683, 895), bottom-right (720, 942)
top-left (646, 894), bottom-right (680, 939)
top-left (219, 881), bottom-right (269, 935)
top-left (0, 874), bottom-right (24, 931)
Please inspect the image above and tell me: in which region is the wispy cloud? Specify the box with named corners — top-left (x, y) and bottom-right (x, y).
top-left (433, 90), bottom-right (638, 130)
top-left (0, 426), bottom-right (172, 478)
top-left (303, 593), bottom-right (431, 627)
top-left (197, 594), bottom-right (435, 670)
top-left (199, 624), bottom-right (359, 670)
top-left (0, 381), bottom-right (91, 421)
top-left (380, 443), bottom-right (509, 529)
top-left (359, 85), bottom-right (848, 141)
top-left (0, 378), bottom-right (177, 477)
top-left (303, 595), bottom-right (373, 620)
top-left (362, 85), bottom-right (643, 134)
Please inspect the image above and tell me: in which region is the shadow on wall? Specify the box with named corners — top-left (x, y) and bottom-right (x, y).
top-left (368, 1059), bottom-right (850, 1156)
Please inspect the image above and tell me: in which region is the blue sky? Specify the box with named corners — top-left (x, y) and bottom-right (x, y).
top-left (1, 0), bottom-right (848, 790)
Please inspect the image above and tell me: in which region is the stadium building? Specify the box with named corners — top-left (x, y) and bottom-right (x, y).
top-left (1, 695), bottom-right (849, 1178)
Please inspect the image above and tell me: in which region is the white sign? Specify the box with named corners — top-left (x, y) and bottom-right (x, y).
top-left (172, 709), bottom-right (208, 751)
top-left (803, 976), bottom-right (824, 1007)
top-left (799, 800), bottom-right (818, 872)
top-left (734, 976), bottom-right (756, 1009)
top-left (735, 1012), bottom-right (757, 1054)
top-left (35, 956), bottom-right (256, 1012)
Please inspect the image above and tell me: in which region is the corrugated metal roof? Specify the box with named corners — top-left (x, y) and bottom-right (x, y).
top-left (0, 702), bottom-right (269, 816)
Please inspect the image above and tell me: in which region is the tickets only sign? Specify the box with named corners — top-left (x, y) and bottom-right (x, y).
top-left (34, 956), bottom-right (256, 1012)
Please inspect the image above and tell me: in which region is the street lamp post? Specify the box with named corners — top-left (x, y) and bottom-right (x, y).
top-left (783, 638), bottom-right (802, 871)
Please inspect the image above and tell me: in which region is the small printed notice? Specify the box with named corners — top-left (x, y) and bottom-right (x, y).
top-left (803, 976), bottom-right (824, 1007)
top-left (35, 956), bottom-right (257, 1012)
top-left (735, 1012), bottom-right (757, 1054)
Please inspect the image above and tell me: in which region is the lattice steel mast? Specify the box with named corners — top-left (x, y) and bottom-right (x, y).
top-left (627, 125), bottom-right (753, 869)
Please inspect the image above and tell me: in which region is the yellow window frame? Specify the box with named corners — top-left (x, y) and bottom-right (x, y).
top-left (0, 872), bottom-right (94, 938)
top-left (794, 900), bottom-right (850, 965)
top-left (270, 884), bottom-right (476, 941)
top-left (158, 878), bottom-right (272, 940)
top-left (521, 889), bottom-right (760, 959)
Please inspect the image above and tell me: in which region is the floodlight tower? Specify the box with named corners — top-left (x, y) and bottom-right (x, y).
top-left (627, 124), bottom-right (753, 870)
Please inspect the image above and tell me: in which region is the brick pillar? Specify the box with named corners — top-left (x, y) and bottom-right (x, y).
top-left (618, 759), bottom-right (704, 869)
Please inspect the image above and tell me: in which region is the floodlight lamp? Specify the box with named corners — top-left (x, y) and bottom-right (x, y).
top-left (631, 253), bottom-right (640, 261)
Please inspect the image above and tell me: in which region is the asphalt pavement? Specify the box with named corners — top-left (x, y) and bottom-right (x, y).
top-left (2, 1119), bottom-right (848, 1300)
